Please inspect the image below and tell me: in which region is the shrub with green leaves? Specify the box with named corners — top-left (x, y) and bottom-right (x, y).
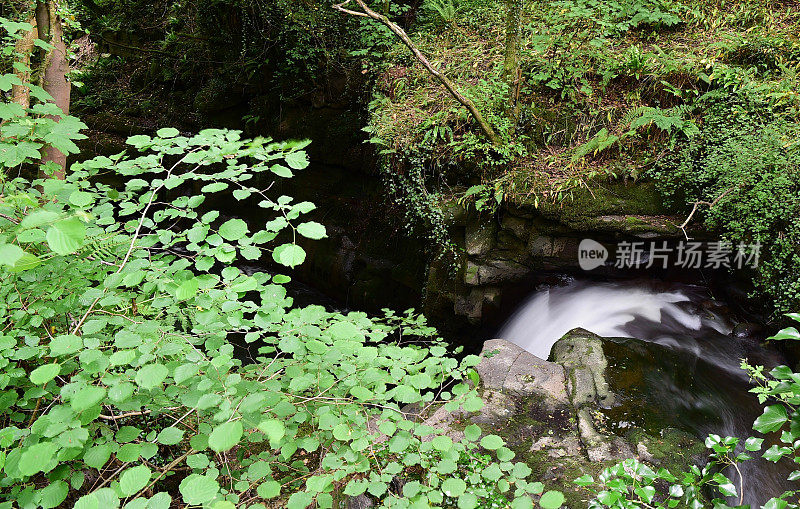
top-left (0, 60), bottom-right (562, 508)
top-left (654, 103), bottom-right (800, 313)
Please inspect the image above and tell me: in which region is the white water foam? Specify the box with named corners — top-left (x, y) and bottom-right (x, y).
top-left (497, 279), bottom-right (728, 359)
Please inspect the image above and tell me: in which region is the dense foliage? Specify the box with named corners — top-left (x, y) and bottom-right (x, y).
top-left (3, 0), bottom-right (800, 507)
top-left (362, 0), bottom-right (800, 311)
top-left (0, 17), bottom-right (561, 507)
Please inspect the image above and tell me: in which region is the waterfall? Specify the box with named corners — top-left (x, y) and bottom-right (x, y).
top-left (496, 277), bottom-right (793, 507)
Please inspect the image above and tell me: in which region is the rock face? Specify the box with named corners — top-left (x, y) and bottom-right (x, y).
top-left (426, 330), bottom-right (704, 506)
top-left (424, 182), bottom-right (703, 325)
top-left (550, 329), bottom-right (634, 462)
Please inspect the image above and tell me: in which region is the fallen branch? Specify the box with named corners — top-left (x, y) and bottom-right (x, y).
top-left (679, 186), bottom-right (737, 239)
top-left (333, 0), bottom-right (500, 145)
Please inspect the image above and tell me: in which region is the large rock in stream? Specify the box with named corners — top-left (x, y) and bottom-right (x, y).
top-left (423, 328), bottom-right (704, 507)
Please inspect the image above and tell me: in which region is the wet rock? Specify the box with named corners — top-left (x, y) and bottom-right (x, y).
top-left (501, 214), bottom-right (531, 242)
top-left (464, 259), bottom-right (529, 286)
top-left (477, 339), bottom-right (568, 404)
top-left (731, 321), bottom-right (764, 339)
top-left (347, 494), bottom-right (374, 509)
top-left (550, 328), bottom-right (614, 408)
top-left (551, 329), bottom-right (636, 461)
top-left (530, 435), bottom-right (582, 458)
top-left (465, 221), bottom-right (495, 256)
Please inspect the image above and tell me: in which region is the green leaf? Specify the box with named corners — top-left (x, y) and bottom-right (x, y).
top-left (119, 465), bottom-right (151, 497)
top-left (135, 363), bottom-right (169, 389)
top-left (127, 134), bottom-right (151, 147)
top-left (69, 190), bottom-right (94, 208)
top-left (175, 278), bottom-right (199, 300)
top-left (272, 243), bottom-right (306, 268)
top-left (745, 437), bottom-right (763, 451)
top-left (208, 421), bottom-right (243, 452)
top-left (480, 434), bottom-right (504, 450)
top-left (156, 127), bottom-right (180, 138)
top-left (71, 385), bottom-right (106, 412)
top-left (284, 151), bottom-right (309, 170)
top-left (769, 327), bottom-right (800, 341)
top-left (0, 73), bottom-right (23, 92)
top-left (442, 478), bottom-right (466, 497)
top-left (30, 363), bottom-right (60, 384)
top-left (0, 243), bottom-right (25, 266)
top-left (464, 424), bottom-right (481, 442)
top-left (0, 140), bottom-right (42, 167)
top-left (157, 427), bottom-right (184, 445)
top-left (19, 442), bottom-right (54, 476)
top-left (297, 221), bottom-right (326, 240)
top-left (50, 334), bottom-right (83, 356)
top-left (84, 444), bottom-right (112, 469)
top-left (270, 164), bottom-right (293, 178)
top-left (753, 405), bottom-right (788, 433)
top-left (458, 493), bottom-right (478, 509)
top-left (539, 491), bottom-right (565, 509)
top-left (39, 480), bottom-right (69, 509)
top-left (46, 217), bottom-right (86, 255)
top-left (257, 481), bottom-right (281, 499)
top-left (218, 218), bottom-right (248, 241)
top-left (258, 419), bottom-right (286, 443)
top-left (179, 474), bottom-right (220, 505)
top-left (0, 102), bottom-right (25, 120)
top-left (201, 182), bottom-right (228, 193)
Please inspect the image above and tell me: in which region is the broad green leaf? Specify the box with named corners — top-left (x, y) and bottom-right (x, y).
top-left (539, 491), bottom-right (565, 509)
top-left (69, 190), bottom-right (94, 207)
top-left (284, 151), bottom-right (309, 170)
top-left (39, 480), bottom-right (69, 509)
top-left (442, 477), bottom-right (466, 497)
top-left (179, 474), bottom-right (219, 505)
top-left (753, 405), bottom-right (788, 433)
top-left (46, 217), bottom-right (86, 255)
top-left (84, 444), bottom-right (112, 469)
top-left (464, 424), bottom-right (481, 442)
top-left (30, 363), bottom-right (60, 385)
top-left (480, 434), bottom-right (504, 450)
top-left (175, 278), bottom-right (199, 300)
top-left (297, 221), bottom-right (326, 240)
top-left (208, 421), bottom-right (243, 452)
top-left (0, 243), bottom-right (25, 266)
top-left (119, 465), bottom-right (151, 497)
top-left (19, 442), bottom-right (54, 476)
top-left (135, 363), bottom-right (168, 389)
top-left (270, 164), bottom-right (293, 178)
top-left (50, 334), bottom-right (83, 356)
top-left (258, 419), bottom-right (286, 443)
top-left (218, 218), bottom-right (248, 241)
top-left (157, 127), bottom-right (180, 138)
top-left (257, 480), bottom-right (281, 499)
top-left (71, 385), bottom-right (106, 412)
top-left (272, 243), bottom-right (305, 268)
top-left (157, 427), bottom-right (184, 445)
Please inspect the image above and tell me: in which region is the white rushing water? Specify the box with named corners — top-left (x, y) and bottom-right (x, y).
top-left (496, 277), bottom-right (794, 506)
top-left (497, 278), bottom-right (730, 359)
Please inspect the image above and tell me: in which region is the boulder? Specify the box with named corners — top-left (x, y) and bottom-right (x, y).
top-left (465, 221), bottom-right (495, 256)
top-left (464, 259), bottom-right (529, 286)
top-left (478, 339), bottom-right (568, 405)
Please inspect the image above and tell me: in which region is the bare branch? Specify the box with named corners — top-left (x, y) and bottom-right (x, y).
top-left (334, 0), bottom-right (500, 145)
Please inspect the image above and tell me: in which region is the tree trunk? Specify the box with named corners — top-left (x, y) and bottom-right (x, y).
top-left (334, 0), bottom-right (501, 145)
top-left (503, 0), bottom-right (523, 114)
top-left (11, 18), bottom-right (37, 110)
top-left (39, 1), bottom-right (71, 179)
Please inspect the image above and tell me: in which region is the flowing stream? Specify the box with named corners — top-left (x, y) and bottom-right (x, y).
top-left (497, 277), bottom-right (794, 507)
